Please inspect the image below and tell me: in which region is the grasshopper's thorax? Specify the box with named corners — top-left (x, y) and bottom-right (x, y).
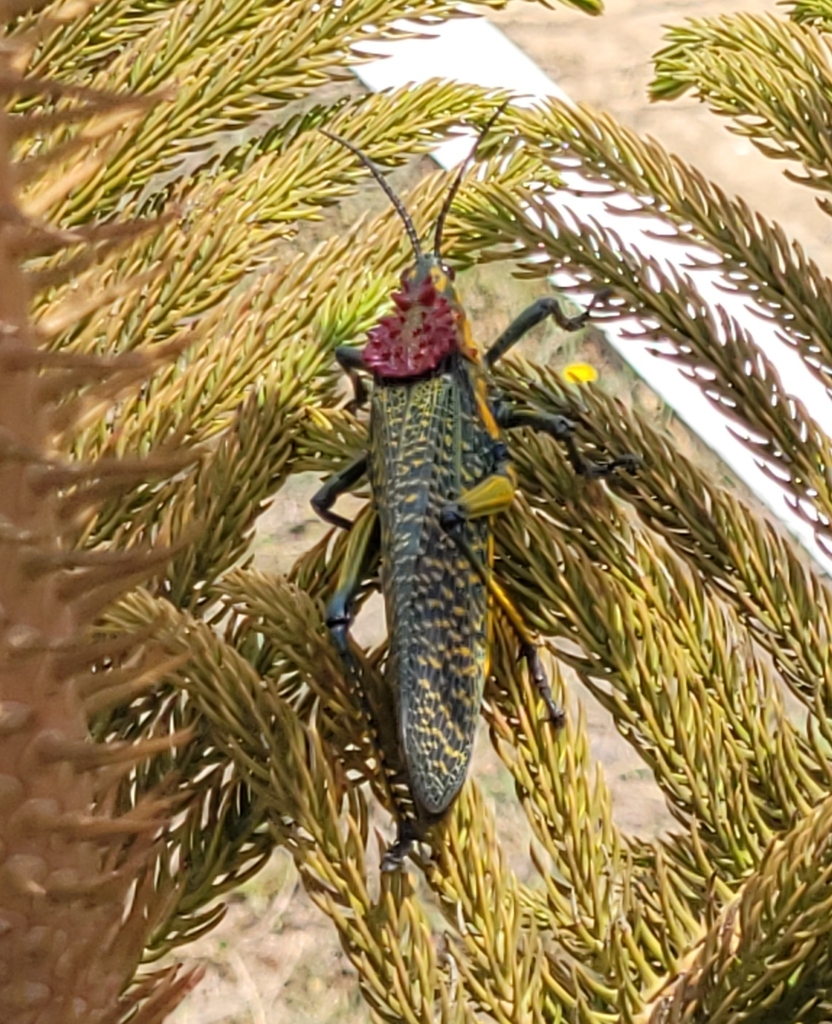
top-left (363, 256), bottom-right (477, 379)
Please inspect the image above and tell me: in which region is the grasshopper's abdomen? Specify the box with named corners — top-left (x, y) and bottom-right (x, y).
top-left (369, 362), bottom-right (495, 817)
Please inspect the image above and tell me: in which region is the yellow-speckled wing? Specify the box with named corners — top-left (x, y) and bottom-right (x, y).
top-left (368, 357), bottom-right (496, 817)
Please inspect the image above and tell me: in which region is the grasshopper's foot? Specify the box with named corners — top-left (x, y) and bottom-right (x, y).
top-left (586, 287), bottom-right (614, 316)
top-left (542, 296), bottom-right (590, 333)
top-left (582, 451), bottom-right (641, 479)
top-left (545, 289), bottom-right (613, 331)
top-left (522, 642), bottom-right (565, 728)
top-left (568, 442), bottom-right (640, 480)
top-left (381, 819), bottom-right (420, 872)
top-left (538, 414), bottom-right (575, 441)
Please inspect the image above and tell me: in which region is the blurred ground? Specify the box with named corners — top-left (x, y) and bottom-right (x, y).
top-left (170, 1), bottom-right (817, 1020)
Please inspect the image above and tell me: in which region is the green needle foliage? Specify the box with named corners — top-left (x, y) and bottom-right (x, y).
top-left (7, 0), bottom-right (832, 1020)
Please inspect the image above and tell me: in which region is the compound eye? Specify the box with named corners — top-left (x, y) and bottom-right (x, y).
top-left (441, 263), bottom-right (456, 281)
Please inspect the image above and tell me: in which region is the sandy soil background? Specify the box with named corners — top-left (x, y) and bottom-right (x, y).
top-left (168, 1), bottom-right (822, 1020)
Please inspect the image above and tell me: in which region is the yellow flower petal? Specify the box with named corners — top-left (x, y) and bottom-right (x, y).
top-left (562, 362), bottom-right (598, 384)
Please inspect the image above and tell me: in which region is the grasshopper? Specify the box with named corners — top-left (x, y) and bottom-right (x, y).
top-left (314, 115), bottom-right (636, 869)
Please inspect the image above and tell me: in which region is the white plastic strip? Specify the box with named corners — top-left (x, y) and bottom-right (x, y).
top-left (355, 15), bottom-right (832, 572)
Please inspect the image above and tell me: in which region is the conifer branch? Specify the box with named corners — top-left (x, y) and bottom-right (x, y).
top-left (651, 14), bottom-right (832, 195)
top-left (505, 101), bottom-right (832, 396)
top-left (786, 0), bottom-right (832, 27)
top-left (457, 173), bottom-right (832, 550)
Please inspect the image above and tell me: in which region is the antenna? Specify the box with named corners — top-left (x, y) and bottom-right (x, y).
top-left (322, 129), bottom-right (423, 259)
top-left (433, 102), bottom-right (509, 258)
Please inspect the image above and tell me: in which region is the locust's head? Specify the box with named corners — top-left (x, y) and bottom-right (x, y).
top-left (323, 108), bottom-right (504, 380)
top-left (362, 253), bottom-right (473, 378)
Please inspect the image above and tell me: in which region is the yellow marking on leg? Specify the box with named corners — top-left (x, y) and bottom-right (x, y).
top-left (456, 469), bottom-right (517, 521)
top-left (474, 377), bottom-right (500, 438)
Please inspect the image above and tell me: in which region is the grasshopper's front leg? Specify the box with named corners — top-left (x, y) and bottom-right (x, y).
top-left (312, 345), bottom-right (372, 530)
top-left (438, 455), bottom-right (565, 727)
top-left (484, 293), bottom-right (609, 369)
top-left (336, 345), bottom-right (370, 412)
top-left (494, 405), bottom-right (640, 479)
top-left (311, 454), bottom-right (368, 531)
top-left (484, 294), bottom-right (638, 477)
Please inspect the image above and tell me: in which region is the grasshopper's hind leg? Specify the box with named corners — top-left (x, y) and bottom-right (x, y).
top-left (438, 467), bottom-right (565, 727)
